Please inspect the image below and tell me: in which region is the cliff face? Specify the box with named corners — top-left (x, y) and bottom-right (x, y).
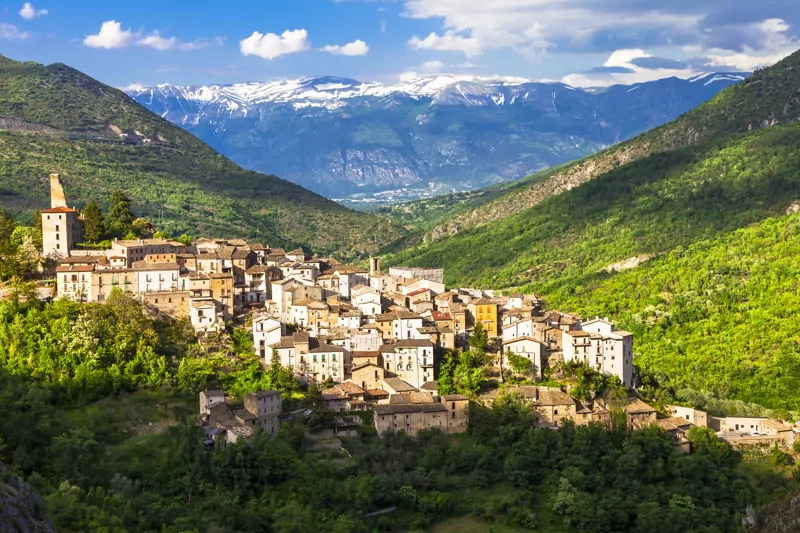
top-left (0, 465), bottom-right (55, 533)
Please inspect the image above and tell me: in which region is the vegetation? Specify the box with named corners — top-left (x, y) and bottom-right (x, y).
top-left (388, 49), bottom-right (800, 413)
top-left (0, 55), bottom-right (403, 258)
top-left (0, 368), bottom-right (773, 532)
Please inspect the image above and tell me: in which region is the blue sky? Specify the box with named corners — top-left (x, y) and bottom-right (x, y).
top-left (0, 0), bottom-right (798, 87)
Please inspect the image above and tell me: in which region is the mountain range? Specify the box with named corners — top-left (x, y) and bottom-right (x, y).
top-left (0, 56), bottom-right (402, 257)
top-left (127, 73), bottom-right (746, 203)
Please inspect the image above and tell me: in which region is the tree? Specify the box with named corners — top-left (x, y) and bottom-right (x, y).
top-left (106, 190), bottom-right (134, 236)
top-left (469, 322), bottom-right (489, 352)
top-left (507, 352), bottom-right (533, 376)
top-left (82, 200), bottom-right (104, 243)
top-left (437, 352), bottom-right (457, 395)
top-left (132, 217), bottom-right (155, 238)
top-left (0, 209), bottom-right (15, 249)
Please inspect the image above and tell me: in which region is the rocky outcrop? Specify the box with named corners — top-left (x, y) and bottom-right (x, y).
top-left (0, 464), bottom-right (55, 533)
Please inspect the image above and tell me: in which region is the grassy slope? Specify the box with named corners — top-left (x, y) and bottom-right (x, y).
top-left (0, 56), bottom-right (402, 257)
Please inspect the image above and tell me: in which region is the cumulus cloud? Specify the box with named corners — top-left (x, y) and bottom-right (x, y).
top-left (19, 2), bottom-right (47, 20)
top-left (320, 39), bottom-right (369, 56)
top-left (562, 48), bottom-right (712, 87)
top-left (408, 31), bottom-right (482, 57)
top-left (240, 29), bottom-right (309, 60)
top-left (137, 31), bottom-right (177, 51)
top-left (0, 22), bottom-right (28, 40)
top-left (84, 20), bottom-right (134, 49)
top-left (400, 0), bottom-right (800, 69)
top-left (83, 21), bottom-right (222, 51)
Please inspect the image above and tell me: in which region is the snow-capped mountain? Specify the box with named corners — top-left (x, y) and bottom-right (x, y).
top-left (128, 73), bottom-right (747, 201)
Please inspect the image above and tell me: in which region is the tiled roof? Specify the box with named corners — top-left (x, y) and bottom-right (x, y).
top-left (375, 403), bottom-right (446, 415)
top-left (395, 339), bottom-right (434, 348)
top-left (41, 206), bottom-right (77, 213)
top-left (381, 377), bottom-right (415, 392)
top-left (309, 343), bottom-right (346, 353)
top-left (625, 399), bottom-right (657, 414)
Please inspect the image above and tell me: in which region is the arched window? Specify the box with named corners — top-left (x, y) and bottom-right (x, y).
top-left (396, 363), bottom-right (402, 371)
top-left (406, 363), bottom-right (412, 371)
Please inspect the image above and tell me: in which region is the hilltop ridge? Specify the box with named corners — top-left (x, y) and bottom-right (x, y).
top-left (0, 55), bottom-right (402, 257)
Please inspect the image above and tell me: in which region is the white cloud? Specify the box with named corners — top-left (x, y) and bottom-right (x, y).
top-left (604, 49), bottom-right (652, 68)
top-left (399, 70), bottom-right (420, 82)
top-left (408, 30), bottom-right (482, 57)
top-left (84, 21), bottom-right (222, 52)
top-left (420, 60), bottom-right (445, 72)
top-left (704, 19), bottom-right (798, 70)
top-left (19, 2), bottom-right (47, 20)
top-left (320, 39), bottom-right (369, 56)
top-left (84, 20), bottom-right (135, 49)
top-left (240, 29), bottom-right (309, 60)
top-left (0, 22), bottom-right (29, 40)
top-left (400, 0), bottom-right (800, 70)
top-left (122, 82), bottom-right (147, 92)
top-left (137, 31), bottom-right (177, 51)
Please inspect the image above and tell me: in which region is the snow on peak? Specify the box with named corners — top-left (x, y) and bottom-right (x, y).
top-left (127, 74), bottom-right (537, 109)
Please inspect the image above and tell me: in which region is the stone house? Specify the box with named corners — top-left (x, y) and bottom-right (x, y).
top-left (307, 344), bottom-right (349, 383)
top-left (502, 336), bottom-right (548, 377)
top-left (373, 393), bottom-right (468, 437)
top-left (351, 361), bottom-right (387, 391)
top-left (380, 339), bottom-right (436, 389)
top-left (253, 316), bottom-right (285, 359)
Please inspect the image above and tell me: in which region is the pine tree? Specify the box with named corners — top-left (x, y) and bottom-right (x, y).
top-left (0, 209), bottom-right (14, 249)
top-left (82, 200), bottom-right (104, 243)
top-left (106, 190), bottom-right (134, 237)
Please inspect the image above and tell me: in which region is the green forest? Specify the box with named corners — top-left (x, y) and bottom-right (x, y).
top-left (0, 288), bottom-right (792, 531)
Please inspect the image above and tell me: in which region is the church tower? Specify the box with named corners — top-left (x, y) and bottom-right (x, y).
top-left (41, 174), bottom-right (84, 258)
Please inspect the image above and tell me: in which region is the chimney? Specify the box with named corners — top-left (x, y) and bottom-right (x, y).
top-left (49, 173), bottom-right (68, 209)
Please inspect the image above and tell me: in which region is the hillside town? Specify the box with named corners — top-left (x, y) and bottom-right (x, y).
top-left (41, 174), bottom-right (799, 448)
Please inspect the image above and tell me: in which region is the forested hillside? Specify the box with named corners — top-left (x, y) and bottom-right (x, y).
top-left (410, 50), bottom-right (800, 245)
top-left (0, 56), bottom-right (402, 257)
top-left (389, 49), bottom-right (800, 412)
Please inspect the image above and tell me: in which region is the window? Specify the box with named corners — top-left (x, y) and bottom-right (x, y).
top-left (56, 243), bottom-right (60, 250)
top-left (313, 354), bottom-right (317, 363)
top-left (321, 354), bottom-right (326, 363)
top-left (332, 353), bottom-right (337, 362)
top-left (406, 363), bottom-right (412, 371)
top-left (396, 363), bottom-right (402, 371)
top-left (554, 409), bottom-right (559, 415)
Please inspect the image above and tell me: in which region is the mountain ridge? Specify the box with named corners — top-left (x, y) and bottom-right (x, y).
top-left (128, 72), bottom-right (746, 200)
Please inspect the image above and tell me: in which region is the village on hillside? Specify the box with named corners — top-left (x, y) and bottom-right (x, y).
top-left (40, 174), bottom-right (799, 449)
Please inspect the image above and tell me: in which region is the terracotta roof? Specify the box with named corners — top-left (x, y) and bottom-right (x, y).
top-left (60, 256), bottom-right (100, 264)
top-left (56, 264), bottom-right (94, 272)
top-left (352, 351), bottom-right (381, 358)
top-left (564, 330), bottom-right (591, 337)
top-left (653, 417), bottom-right (692, 431)
top-left (420, 381), bottom-right (438, 391)
top-left (395, 339), bottom-right (434, 348)
top-left (625, 399), bottom-right (657, 415)
top-left (441, 394), bottom-right (468, 401)
top-left (432, 311), bottom-right (452, 321)
top-left (309, 343), bottom-right (346, 353)
top-left (131, 260), bottom-right (180, 271)
top-left (381, 377), bottom-right (416, 393)
top-left (375, 403), bottom-right (446, 415)
top-left (41, 206), bottom-right (77, 213)
top-left (503, 336), bottom-right (546, 345)
top-left (389, 392), bottom-right (435, 404)
top-left (408, 288), bottom-right (429, 297)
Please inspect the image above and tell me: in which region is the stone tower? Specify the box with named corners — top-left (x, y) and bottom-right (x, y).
top-left (41, 174), bottom-right (83, 258)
